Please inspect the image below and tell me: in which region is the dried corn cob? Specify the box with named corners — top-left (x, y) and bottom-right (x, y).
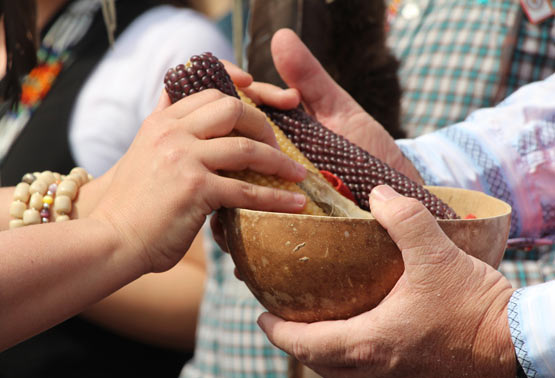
top-left (164, 53), bottom-right (238, 101)
top-left (261, 106), bottom-right (459, 219)
top-left (237, 91), bottom-right (371, 218)
top-left (237, 91), bottom-right (321, 176)
top-left (164, 52), bottom-right (457, 219)
top-left (164, 53), bottom-right (326, 216)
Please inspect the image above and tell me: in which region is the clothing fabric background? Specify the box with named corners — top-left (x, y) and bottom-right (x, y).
top-left (69, 6), bottom-right (234, 178)
top-left (181, 1), bottom-right (555, 377)
top-left (0, 1), bottom-right (233, 377)
top-left (386, 0), bottom-right (555, 289)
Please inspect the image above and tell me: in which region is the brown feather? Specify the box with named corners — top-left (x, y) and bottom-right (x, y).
top-left (247, 0), bottom-right (404, 138)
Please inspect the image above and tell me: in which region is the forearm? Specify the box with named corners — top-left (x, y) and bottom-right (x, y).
top-left (1, 166), bottom-right (206, 351)
top-left (81, 233), bottom-right (206, 351)
top-left (0, 187), bottom-right (12, 231)
top-left (81, 258), bottom-right (205, 351)
top-left (0, 216), bottom-right (147, 351)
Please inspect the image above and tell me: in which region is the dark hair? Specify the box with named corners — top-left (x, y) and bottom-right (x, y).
top-left (248, 0), bottom-right (404, 138)
top-left (1, 0), bottom-right (38, 106)
top-left (0, 0), bottom-right (194, 107)
top-left (323, 0), bottom-right (403, 138)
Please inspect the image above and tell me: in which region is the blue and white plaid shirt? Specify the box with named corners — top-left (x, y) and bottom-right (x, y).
top-left (397, 73), bottom-right (555, 244)
top-left (509, 281), bottom-right (555, 378)
top-left (182, 2), bottom-right (555, 377)
top-left (400, 73), bottom-right (555, 378)
top-left (388, 0), bottom-right (555, 291)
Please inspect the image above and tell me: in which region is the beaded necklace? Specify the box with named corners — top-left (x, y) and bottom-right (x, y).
top-left (0, 0), bottom-right (100, 166)
top-left (18, 47), bottom-right (65, 110)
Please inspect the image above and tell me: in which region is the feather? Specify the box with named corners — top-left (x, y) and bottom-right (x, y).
top-left (247, 0), bottom-right (304, 88)
top-left (246, 0), bottom-right (404, 138)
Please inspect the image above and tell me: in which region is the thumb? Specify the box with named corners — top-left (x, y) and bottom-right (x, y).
top-left (369, 185), bottom-right (462, 284)
top-left (154, 89), bottom-right (172, 111)
top-left (271, 28), bottom-right (338, 111)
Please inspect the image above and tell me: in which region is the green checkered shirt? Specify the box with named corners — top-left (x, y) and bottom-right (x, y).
top-left (181, 2), bottom-right (555, 377)
top-left (388, 0), bottom-right (555, 289)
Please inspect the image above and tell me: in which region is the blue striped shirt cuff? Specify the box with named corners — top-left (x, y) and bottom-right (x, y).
top-left (508, 281), bottom-right (555, 377)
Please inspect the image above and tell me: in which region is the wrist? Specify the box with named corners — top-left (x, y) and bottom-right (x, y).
top-left (88, 209), bottom-right (152, 277)
top-left (72, 168), bottom-right (113, 219)
top-left (75, 166), bottom-right (151, 275)
top-left (473, 287), bottom-right (516, 377)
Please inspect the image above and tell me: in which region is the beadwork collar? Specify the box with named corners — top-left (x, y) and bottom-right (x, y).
top-left (386, 0), bottom-right (403, 31)
top-left (0, 0), bottom-right (100, 166)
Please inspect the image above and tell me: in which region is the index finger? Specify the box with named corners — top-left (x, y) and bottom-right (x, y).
top-left (240, 82), bottom-right (301, 110)
top-left (222, 59), bottom-right (253, 87)
top-left (163, 89), bottom-right (228, 119)
top-left (222, 59), bottom-right (301, 109)
top-left (185, 96), bottom-right (279, 149)
top-left (258, 312), bottom-right (360, 368)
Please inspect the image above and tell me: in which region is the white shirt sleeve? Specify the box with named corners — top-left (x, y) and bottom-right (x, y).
top-left (69, 6), bottom-right (234, 177)
top-left (509, 282), bottom-right (555, 377)
top-left (396, 74), bottom-right (555, 241)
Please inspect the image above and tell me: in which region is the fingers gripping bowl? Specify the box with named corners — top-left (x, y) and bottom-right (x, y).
top-left (221, 187), bottom-right (511, 322)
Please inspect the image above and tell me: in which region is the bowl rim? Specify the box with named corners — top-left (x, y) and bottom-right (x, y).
top-left (229, 186), bottom-right (512, 222)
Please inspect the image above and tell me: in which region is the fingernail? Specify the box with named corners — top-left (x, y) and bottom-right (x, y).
top-left (371, 185), bottom-right (399, 201)
top-left (293, 193), bottom-right (306, 206)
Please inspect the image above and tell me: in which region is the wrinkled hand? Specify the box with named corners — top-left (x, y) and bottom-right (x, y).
top-left (90, 90), bottom-right (307, 274)
top-left (258, 185), bottom-right (516, 378)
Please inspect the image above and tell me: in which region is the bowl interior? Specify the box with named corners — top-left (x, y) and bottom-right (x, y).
top-left (428, 186), bottom-right (511, 220)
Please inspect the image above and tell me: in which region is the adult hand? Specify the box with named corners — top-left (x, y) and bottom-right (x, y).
top-left (270, 29), bottom-right (422, 183)
top-left (258, 185), bottom-right (516, 378)
top-left (90, 89), bottom-right (307, 274)
top-left (206, 60), bottom-right (304, 261)
top-left (222, 59), bottom-right (302, 110)
top-left (224, 30), bottom-right (421, 183)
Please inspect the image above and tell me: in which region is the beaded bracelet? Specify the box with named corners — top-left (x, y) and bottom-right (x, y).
top-left (9, 167), bottom-right (92, 229)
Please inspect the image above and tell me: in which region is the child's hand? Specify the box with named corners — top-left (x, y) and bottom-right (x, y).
top-left (91, 89), bottom-right (307, 274)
